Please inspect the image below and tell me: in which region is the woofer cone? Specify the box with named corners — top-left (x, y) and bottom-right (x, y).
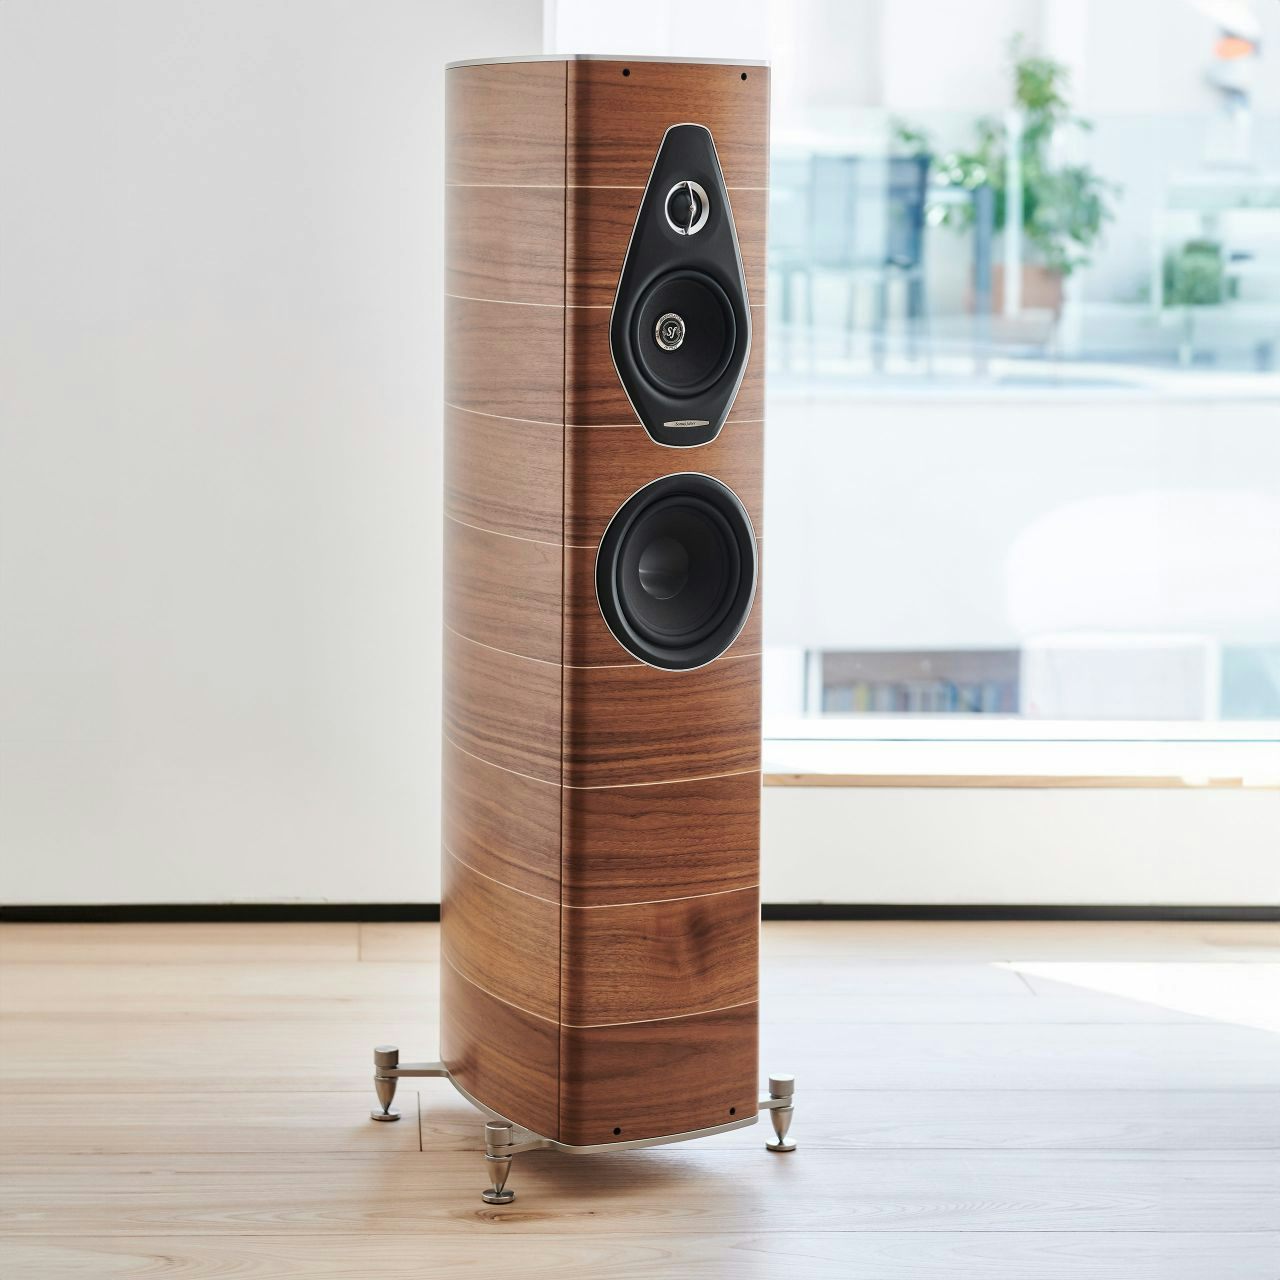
top-left (596, 473), bottom-right (757, 671)
top-left (630, 270), bottom-right (737, 398)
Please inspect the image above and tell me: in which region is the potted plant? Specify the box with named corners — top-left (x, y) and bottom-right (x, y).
top-left (933, 37), bottom-right (1117, 313)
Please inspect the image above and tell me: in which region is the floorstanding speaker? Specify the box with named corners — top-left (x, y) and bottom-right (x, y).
top-left (368, 54), bottom-right (794, 1203)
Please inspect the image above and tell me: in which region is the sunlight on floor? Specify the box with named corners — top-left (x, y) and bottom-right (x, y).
top-left (1000, 960), bottom-right (1280, 1033)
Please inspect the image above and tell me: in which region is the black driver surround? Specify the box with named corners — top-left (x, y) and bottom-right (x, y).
top-left (596, 473), bottom-right (758, 672)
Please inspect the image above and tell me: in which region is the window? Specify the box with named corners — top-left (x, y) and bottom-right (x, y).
top-left (550, 0), bottom-right (1280, 744)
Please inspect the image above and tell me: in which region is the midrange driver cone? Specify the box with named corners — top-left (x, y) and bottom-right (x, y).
top-left (632, 270), bottom-right (737, 398)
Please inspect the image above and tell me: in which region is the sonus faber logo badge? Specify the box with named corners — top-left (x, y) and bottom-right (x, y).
top-left (655, 312), bottom-right (686, 351)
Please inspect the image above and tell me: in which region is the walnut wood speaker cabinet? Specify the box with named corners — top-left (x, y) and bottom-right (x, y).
top-left (371, 56), bottom-right (792, 1201)
top-left (444, 51), bottom-right (766, 1144)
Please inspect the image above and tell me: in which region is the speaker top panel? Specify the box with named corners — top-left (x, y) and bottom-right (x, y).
top-left (610, 125), bottom-right (752, 449)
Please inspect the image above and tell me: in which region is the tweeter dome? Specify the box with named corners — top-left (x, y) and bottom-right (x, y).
top-left (387, 55), bottom-right (783, 1196)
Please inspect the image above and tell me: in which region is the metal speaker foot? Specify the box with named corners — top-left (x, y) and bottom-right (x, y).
top-left (371, 1044), bottom-right (400, 1122)
top-left (483, 1120), bottom-right (516, 1205)
top-left (764, 1072), bottom-right (796, 1153)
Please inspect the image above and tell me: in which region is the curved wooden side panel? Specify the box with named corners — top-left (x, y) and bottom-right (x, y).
top-left (561, 770), bottom-right (760, 908)
top-left (446, 296), bottom-right (564, 423)
top-left (443, 628), bottom-right (561, 785)
top-left (445, 517), bottom-right (562, 664)
top-left (442, 852), bottom-right (559, 1023)
top-left (444, 406), bottom-right (563, 544)
top-left (447, 60), bottom-right (567, 187)
top-left (441, 959), bottom-right (559, 1139)
top-left (447, 184), bottom-right (565, 306)
top-left (443, 61), bottom-right (567, 1137)
top-left (559, 1003), bottom-right (759, 1147)
top-left (443, 736), bottom-right (560, 902)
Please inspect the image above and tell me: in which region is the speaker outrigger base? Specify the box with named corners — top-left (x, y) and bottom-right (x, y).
top-left (369, 1044), bottom-right (797, 1204)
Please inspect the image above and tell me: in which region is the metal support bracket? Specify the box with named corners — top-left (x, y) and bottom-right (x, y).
top-left (370, 1043), bottom-right (796, 1200)
top-left (759, 1073), bottom-right (796, 1151)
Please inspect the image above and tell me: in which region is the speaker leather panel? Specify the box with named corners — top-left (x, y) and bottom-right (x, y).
top-left (445, 518), bottom-right (562, 664)
top-left (445, 405), bottom-right (563, 544)
top-left (561, 770), bottom-right (761, 907)
top-left (446, 61), bottom-right (567, 188)
top-left (447, 183), bottom-right (566, 306)
top-left (441, 958), bottom-right (559, 1140)
top-left (564, 421), bottom-right (762, 546)
top-left (443, 736), bottom-right (560, 903)
top-left (563, 655), bottom-right (762, 788)
top-left (442, 852), bottom-right (560, 1022)
top-left (562, 886), bottom-right (758, 1027)
top-left (567, 303), bottom-right (762, 428)
top-left (559, 1003), bottom-right (759, 1147)
top-left (444, 629), bottom-right (561, 786)
top-left (567, 61), bottom-right (768, 191)
top-left (446, 295), bottom-right (564, 424)
top-left (567, 183), bottom-right (765, 309)
top-left (564, 541), bottom-right (761, 667)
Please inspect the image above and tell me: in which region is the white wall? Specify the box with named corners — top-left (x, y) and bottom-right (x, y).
top-left (0, 0), bottom-right (543, 905)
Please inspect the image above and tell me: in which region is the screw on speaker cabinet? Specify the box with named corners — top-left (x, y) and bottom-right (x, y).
top-left (611, 123), bottom-right (752, 447)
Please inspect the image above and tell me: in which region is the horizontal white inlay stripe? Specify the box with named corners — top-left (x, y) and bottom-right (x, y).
top-left (443, 953), bottom-right (758, 1031)
top-left (443, 730), bottom-right (758, 793)
top-left (445, 841), bottom-right (757, 912)
top-left (444, 401), bottom-right (563, 427)
top-left (445, 511), bottom-right (562, 548)
top-left (443, 732), bottom-right (560, 790)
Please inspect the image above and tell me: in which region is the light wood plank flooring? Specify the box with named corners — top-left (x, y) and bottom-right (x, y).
top-left (1, 920), bottom-right (1277, 1278)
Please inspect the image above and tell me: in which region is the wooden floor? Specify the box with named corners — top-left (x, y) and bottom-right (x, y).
top-left (1, 920), bottom-right (1278, 1278)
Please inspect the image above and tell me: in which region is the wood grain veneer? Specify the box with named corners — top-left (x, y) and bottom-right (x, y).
top-left (562, 886), bottom-right (759, 1026)
top-left (443, 57), bottom-right (767, 1145)
top-left (562, 770), bottom-right (761, 907)
top-left (446, 61), bottom-right (567, 187)
top-left (443, 610), bottom-right (561, 787)
top-left (445, 295), bottom-right (564, 424)
top-left (567, 61), bottom-right (769, 190)
top-left (444, 405), bottom-right (562, 544)
top-left (566, 303), bottom-right (764, 426)
top-left (442, 853), bottom-right (559, 1022)
top-left (559, 1002), bottom-right (759, 1146)
top-left (446, 184), bottom-right (565, 306)
top-left (444, 517), bottom-right (561, 664)
top-left (440, 959), bottom-right (559, 1139)
top-left (442, 736), bottom-right (560, 902)
top-left (563, 655), bottom-right (762, 788)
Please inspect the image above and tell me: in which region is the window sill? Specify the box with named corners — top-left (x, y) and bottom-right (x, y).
top-left (762, 725), bottom-right (1280, 790)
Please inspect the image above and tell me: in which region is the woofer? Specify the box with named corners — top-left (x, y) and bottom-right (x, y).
top-left (597, 473), bottom-right (757, 671)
